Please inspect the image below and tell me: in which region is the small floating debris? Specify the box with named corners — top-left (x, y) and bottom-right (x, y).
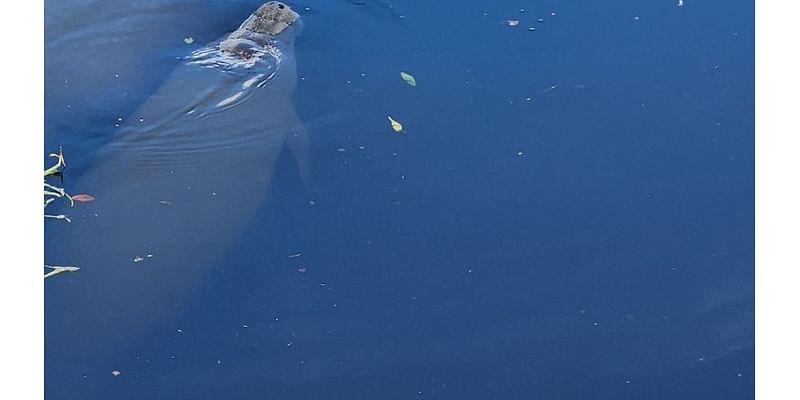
top-left (71, 193), bottom-right (95, 202)
top-left (184, 36), bottom-right (194, 45)
top-left (133, 256), bottom-right (145, 263)
top-left (540, 84), bottom-right (559, 94)
top-left (677, 0), bottom-right (684, 6)
top-left (503, 20), bottom-right (520, 27)
top-left (111, 370), bottom-right (121, 377)
top-left (297, 267), bottom-right (307, 273)
top-left (400, 71), bottom-right (417, 86)
top-left (387, 116), bottom-right (403, 132)
top-left (288, 253), bottom-right (302, 258)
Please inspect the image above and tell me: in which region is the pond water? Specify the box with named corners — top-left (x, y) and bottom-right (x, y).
top-left (45, 1), bottom-right (754, 399)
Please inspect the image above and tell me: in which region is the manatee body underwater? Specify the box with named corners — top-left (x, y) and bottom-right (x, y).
top-left (45, 1), bottom-right (308, 360)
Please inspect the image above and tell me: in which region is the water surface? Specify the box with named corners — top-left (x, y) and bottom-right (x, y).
top-left (45, 1), bottom-right (754, 399)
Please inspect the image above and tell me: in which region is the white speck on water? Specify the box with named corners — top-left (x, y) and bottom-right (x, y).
top-left (217, 359), bottom-right (222, 365)
top-left (288, 253), bottom-right (302, 258)
top-left (177, 329), bottom-right (183, 334)
top-left (117, 117), bottom-right (123, 122)
top-left (111, 370), bottom-right (121, 377)
top-left (286, 341), bottom-right (293, 347)
top-left (138, 117), bottom-right (144, 122)
top-left (592, 321), bottom-right (599, 326)
top-left (625, 379), bottom-right (631, 384)
top-left (309, 200), bottom-right (316, 206)
top-left (517, 151), bottom-right (524, 156)
top-left (114, 73), bottom-right (120, 78)
top-left (170, 355), bottom-right (176, 360)
top-left (337, 148), bottom-right (347, 152)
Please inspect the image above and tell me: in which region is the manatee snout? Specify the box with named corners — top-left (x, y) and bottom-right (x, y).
top-left (219, 1), bottom-right (300, 56)
top-left (250, 1), bottom-right (300, 35)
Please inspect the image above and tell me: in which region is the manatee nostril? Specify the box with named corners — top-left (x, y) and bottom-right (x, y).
top-left (278, 3), bottom-right (285, 9)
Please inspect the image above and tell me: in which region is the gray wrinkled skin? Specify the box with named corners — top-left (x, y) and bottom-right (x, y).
top-left (221, 1), bottom-right (300, 56)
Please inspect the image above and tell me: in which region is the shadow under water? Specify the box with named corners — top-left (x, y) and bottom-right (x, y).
top-left (46, 1), bottom-right (307, 361)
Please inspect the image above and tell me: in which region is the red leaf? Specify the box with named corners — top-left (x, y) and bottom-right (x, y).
top-left (71, 193), bottom-right (96, 202)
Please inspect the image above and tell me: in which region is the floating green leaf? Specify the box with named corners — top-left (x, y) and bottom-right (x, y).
top-left (184, 36), bottom-right (194, 45)
top-left (400, 71), bottom-right (417, 87)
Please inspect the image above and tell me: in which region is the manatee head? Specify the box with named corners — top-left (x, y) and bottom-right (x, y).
top-left (219, 2), bottom-right (301, 57)
top-left (245, 1), bottom-right (300, 35)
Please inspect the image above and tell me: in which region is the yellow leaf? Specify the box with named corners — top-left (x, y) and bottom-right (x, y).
top-left (387, 116), bottom-right (403, 132)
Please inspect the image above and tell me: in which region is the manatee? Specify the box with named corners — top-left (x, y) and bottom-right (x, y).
top-left (45, 1), bottom-right (307, 359)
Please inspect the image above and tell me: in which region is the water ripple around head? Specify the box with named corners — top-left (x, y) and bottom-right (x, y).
top-left (103, 41), bottom-right (294, 172)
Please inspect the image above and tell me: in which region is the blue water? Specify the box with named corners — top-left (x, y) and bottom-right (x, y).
top-left (45, 1), bottom-right (754, 399)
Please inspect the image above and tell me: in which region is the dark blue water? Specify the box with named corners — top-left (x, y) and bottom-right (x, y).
top-left (45, 1), bottom-right (754, 399)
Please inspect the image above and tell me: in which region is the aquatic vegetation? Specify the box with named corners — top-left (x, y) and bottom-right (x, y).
top-left (44, 147), bottom-right (80, 279)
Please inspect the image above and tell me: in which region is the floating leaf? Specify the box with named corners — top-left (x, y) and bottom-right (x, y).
top-left (71, 193), bottom-right (96, 202)
top-left (184, 36), bottom-right (194, 44)
top-left (44, 265), bottom-right (80, 279)
top-left (387, 116), bottom-right (403, 132)
top-left (400, 71), bottom-right (417, 86)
